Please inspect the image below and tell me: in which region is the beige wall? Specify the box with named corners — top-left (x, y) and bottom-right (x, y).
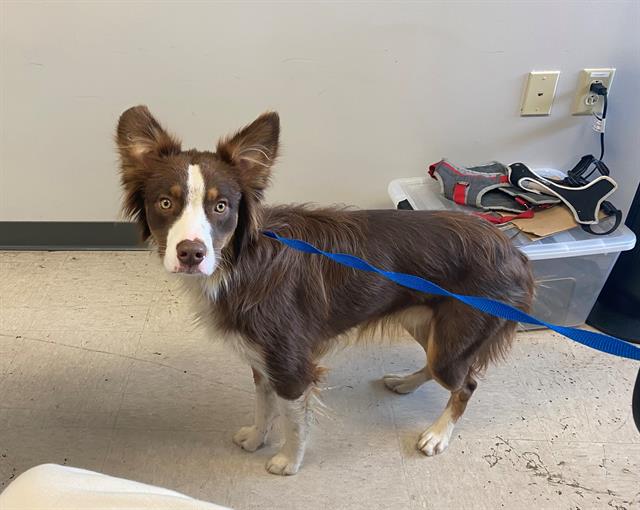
top-left (1, 1), bottom-right (638, 221)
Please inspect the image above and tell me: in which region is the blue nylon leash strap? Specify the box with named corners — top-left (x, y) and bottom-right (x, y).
top-left (263, 231), bottom-right (640, 362)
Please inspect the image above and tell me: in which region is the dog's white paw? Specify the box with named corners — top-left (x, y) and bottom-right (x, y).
top-left (233, 426), bottom-right (265, 452)
top-left (266, 453), bottom-right (300, 476)
top-left (383, 373), bottom-right (422, 394)
top-left (417, 420), bottom-right (454, 456)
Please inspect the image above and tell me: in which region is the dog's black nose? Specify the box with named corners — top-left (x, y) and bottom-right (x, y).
top-left (176, 240), bottom-right (206, 267)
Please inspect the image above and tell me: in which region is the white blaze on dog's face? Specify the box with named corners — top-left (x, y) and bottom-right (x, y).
top-left (116, 106), bottom-right (279, 276)
top-left (163, 165), bottom-right (215, 274)
top-left (142, 158), bottom-right (243, 276)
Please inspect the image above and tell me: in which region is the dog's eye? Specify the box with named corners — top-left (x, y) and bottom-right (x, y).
top-left (159, 198), bottom-right (173, 210)
top-left (214, 200), bottom-right (227, 213)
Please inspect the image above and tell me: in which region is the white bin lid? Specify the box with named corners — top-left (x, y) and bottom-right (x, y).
top-left (388, 177), bottom-right (636, 261)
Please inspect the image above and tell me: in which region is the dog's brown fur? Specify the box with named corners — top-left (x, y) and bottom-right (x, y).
top-left (117, 106), bottom-right (535, 472)
top-left (208, 205), bottom-right (533, 399)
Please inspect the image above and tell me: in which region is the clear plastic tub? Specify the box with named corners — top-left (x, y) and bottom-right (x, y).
top-left (388, 177), bottom-right (636, 329)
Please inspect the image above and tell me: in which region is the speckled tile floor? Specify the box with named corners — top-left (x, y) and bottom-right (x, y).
top-left (0, 250), bottom-right (638, 509)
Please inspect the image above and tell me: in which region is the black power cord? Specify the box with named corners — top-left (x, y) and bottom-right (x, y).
top-left (561, 82), bottom-right (621, 235)
top-left (590, 82), bottom-right (608, 160)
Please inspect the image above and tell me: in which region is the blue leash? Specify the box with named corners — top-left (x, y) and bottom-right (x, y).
top-left (263, 231), bottom-right (640, 361)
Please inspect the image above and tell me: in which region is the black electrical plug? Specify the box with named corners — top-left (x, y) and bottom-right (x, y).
top-left (590, 82), bottom-right (608, 96)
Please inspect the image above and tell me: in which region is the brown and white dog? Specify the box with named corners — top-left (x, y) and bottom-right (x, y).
top-left (117, 106), bottom-right (534, 475)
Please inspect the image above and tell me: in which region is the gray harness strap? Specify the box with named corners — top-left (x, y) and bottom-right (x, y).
top-left (429, 159), bottom-right (560, 213)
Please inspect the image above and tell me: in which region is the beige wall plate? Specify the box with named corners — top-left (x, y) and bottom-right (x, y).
top-left (572, 68), bottom-right (615, 115)
top-left (520, 71), bottom-right (561, 116)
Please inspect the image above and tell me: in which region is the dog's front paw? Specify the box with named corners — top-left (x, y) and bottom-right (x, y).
top-left (233, 426), bottom-right (265, 452)
top-left (417, 420), bottom-right (454, 456)
top-left (265, 453), bottom-right (300, 476)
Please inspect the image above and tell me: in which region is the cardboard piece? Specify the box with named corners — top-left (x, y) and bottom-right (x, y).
top-left (508, 205), bottom-right (607, 240)
top-left (510, 206), bottom-right (578, 239)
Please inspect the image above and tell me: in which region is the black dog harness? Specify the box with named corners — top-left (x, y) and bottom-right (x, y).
top-left (509, 162), bottom-right (621, 235)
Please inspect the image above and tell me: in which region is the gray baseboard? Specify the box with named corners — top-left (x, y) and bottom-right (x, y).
top-left (0, 222), bottom-right (149, 250)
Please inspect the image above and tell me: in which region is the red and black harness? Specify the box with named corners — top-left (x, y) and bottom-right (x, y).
top-left (428, 159), bottom-right (621, 234)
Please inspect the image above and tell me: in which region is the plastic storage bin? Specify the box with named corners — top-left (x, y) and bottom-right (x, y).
top-left (388, 176), bottom-right (636, 329)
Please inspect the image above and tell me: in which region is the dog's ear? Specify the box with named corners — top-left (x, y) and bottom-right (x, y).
top-left (217, 112), bottom-right (279, 257)
top-left (116, 106), bottom-right (181, 240)
top-left (116, 105), bottom-right (181, 164)
top-left (216, 112), bottom-right (280, 197)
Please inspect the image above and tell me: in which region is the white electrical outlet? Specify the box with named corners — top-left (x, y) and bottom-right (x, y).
top-left (572, 68), bottom-right (615, 115)
top-left (520, 71), bottom-right (560, 116)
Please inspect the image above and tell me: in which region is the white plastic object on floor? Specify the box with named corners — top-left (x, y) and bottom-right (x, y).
top-left (0, 464), bottom-right (230, 510)
top-left (388, 176), bottom-right (636, 329)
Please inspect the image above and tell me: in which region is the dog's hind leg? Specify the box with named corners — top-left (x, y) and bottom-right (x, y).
top-left (383, 307), bottom-right (434, 394)
top-left (416, 305), bottom-right (505, 456)
top-left (417, 370), bottom-right (477, 456)
top-left (233, 368), bottom-right (277, 452)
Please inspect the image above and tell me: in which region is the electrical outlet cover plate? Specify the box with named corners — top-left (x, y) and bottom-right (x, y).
top-left (520, 71), bottom-right (560, 116)
top-left (572, 68), bottom-right (615, 115)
